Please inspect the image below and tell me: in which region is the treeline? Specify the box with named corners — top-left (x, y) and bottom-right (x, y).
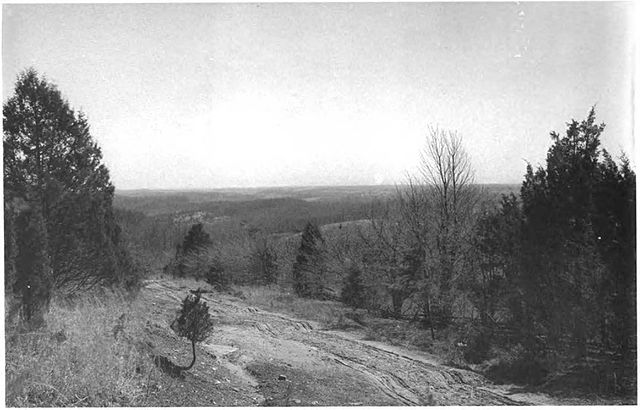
top-left (4, 69), bottom-right (138, 324)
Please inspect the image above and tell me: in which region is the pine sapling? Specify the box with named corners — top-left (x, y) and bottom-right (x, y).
top-left (172, 290), bottom-right (214, 371)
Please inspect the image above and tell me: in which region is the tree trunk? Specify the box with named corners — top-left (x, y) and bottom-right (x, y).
top-left (181, 339), bottom-right (197, 371)
top-left (391, 290), bottom-right (404, 318)
top-left (425, 295), bottom-right (435, 340)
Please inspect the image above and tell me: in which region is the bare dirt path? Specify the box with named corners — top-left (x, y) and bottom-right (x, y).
top-left (140, 278), bottom-right (564, 406)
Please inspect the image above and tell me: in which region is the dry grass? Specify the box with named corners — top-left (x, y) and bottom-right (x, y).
top-left (235, 284), bottom-right (473, 367)
top-left (5, 291), bottom-right (155, 407)
top-left (233, 285), bottom-right (349, 328)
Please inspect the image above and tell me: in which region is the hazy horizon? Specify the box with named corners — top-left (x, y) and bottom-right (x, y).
top-left (3, 3), bottom-right (634, 190)
top-left (114, 181), bottom-right (521, 194)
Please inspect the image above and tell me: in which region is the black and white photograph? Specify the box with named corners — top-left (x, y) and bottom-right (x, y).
top-left (3, 1), bottom-right (636, 406)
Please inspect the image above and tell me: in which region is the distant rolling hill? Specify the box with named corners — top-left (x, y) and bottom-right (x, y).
top-left (114, 184), bottom-right (519, 214)
top-left (113, 184), bottom-right (519, 234)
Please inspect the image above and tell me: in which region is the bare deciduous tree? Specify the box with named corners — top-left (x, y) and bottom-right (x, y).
top-left (398, 126), bottom-right (480, 332)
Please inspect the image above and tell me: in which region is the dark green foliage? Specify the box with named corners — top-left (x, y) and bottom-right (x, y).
top-left (181, 223), bottom-right (212, 255)
top-left (469, 194), bottom-right (522, 327)
top-left (3, 68), bottom-right (137, 296)
top-left (341, 263), bottom-right (365, 308)
top-left (592, 152), bottom-right (636, 357)
top-left (14, 204), bottom-right (53, 324)
top-left (173, 291), bottom-right (215, 343)
top-left (171, 291), bottom-right (214, 371)
top-left (292, 222), bottom-right (326, 298)
top-left (507, 108), bottom-right (635, 363)
top-left (461, 109), bottom-right (636, 392)
top-left (4, 199), bottom-right (20, 296)
top-left (166, 223), bottom-right (213, 278)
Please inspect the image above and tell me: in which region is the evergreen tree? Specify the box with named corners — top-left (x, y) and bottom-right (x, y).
top-left (517, 108), bottom-right (635, 357)
top-left (167, 223), bottom-right (213, 277)
top-left (342, 262), bottom-right (365, 309)
top-left (292, 222), bottom-right (326, 298)
top-left (171, 291), bottom-right (214, 371)
top-left (3, 68), bottom-right (135, 293)
top-left (181, 223), bottom-right (212, 255)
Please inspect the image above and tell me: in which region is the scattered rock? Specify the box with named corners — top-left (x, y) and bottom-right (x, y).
top-left (278, 374), bottom-right (287, 381)
top-left (51, 329), bottom-right (67, 343)
top-left (292, 399), bottom-right (301, 404)
top-left (311, 401), bottom-right (319, 405)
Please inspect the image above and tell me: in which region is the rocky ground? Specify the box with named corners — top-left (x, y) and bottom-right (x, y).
top-left (137, 278), bottom-right (632, 406)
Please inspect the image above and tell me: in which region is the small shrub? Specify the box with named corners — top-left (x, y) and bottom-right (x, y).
top-left (170, 291), bottom-right (214, 371)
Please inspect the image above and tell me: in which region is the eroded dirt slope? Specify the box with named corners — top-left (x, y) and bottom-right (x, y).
top-left (138, 278), bottom-right (573, 406)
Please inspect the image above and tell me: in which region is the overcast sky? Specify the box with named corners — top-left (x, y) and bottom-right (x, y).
top-left (2, 2), bottom-right (634, 189)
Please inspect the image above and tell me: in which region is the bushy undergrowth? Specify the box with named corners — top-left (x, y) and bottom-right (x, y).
top-left (6, 291), bottom-right (154, 407)
top-left (484, 351), bottom-right (550, 386)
